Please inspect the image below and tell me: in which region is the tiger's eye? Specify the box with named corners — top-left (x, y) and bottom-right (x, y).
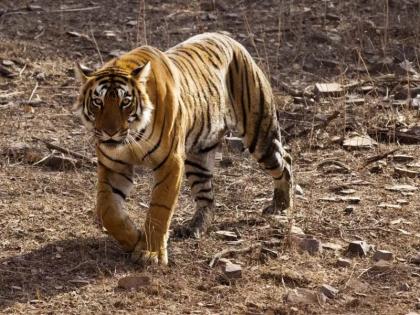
top-left (121, 98), bottom-right (131, 108)
top-left (92, 98), bottom-right (103, 107)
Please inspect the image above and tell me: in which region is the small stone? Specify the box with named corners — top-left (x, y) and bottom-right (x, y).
top-left (260, 247), bottom-right (279, 259)
top-left (117, 275), bottom-right (151, 290)
top-left (225, 136), bottom-right (244, 152)
top-left (322, 242), bottom-right (343, 251)
top-left (290, 225), bottom-right (305, 235)
top-left (340, 196), bottom-right (361, 204)
top-left (396, 199), bottom-right (409, 205)
top-left (371, 260), bottom-right (392, 272)
top-left (344, 205), bottom-right (354, 215)
top-left (339, 189), bottom-right (356, 195)
top-left (295, 184), bottom-right (304, 196)
top-left (378, 203), bottom-right (402, 209)
top-left (126, 20), bottom-right (137, 26)
top-left (347, 241), bottom-right (370, 257)
top-left (320, 284), bottom-right (339, 299)
top-left (293, 236), bottom-right (322, 255)
top-left (2, 59), bottom-right (14, 66)
top-left (394, 167), bottom-right (419, 178)
top-left (410, 253), bottom-right (420, 265)
top-left (393, 154), bottom-right (414, 163)
top-left (285, 288), bottom-right (327, 305)
top-left (336, 258), bottom-right (352, 268)
top-left (315, 82), bottom-right (343, 96)
top-left (214, 230), bottom-right (238, 241)
top-left (373, 250), bottom-right (394, 262)
top-left (399, 283), bottom-right (410, 291)
top-left (224, 263), bottom-right (242, 279)
top-left (343, 135), bottom-right (377, 149)
top-left (369, 164), bottom-right (383, 174)
top-left (385, 184), bottom-right (417, 192)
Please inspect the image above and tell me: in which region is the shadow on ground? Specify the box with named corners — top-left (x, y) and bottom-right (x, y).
top-left (0, 237), bottom-right (138, 309)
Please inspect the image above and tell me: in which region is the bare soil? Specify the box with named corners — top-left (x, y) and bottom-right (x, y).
top-left (0, 1), bottom-right (419, 314)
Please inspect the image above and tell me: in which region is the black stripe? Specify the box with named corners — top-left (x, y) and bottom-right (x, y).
top-left (98, 147), bottom-right (128, 165)
top-left (195, 196), bottom-right (214, 203)
top-left (97, 161), bottom-right (134, 184)
top-left (185, 171), bottom-right (213, 179)
top-left (152, 130), bottom-right (177, 172)
top-left (111, 185), bottom-right (126, 200)
top-left (191, 44), bottom-right (219, 68)
top-left (185, 160), bottom-right (210, 172)
top-left (248, 75), bottom-right (265, 154)
top-left (153, 170), bottom-right (172, 190)
top-left (142, 115), bottom-right (166, 161)
top-left (198, 141), bottom-right (219, 154)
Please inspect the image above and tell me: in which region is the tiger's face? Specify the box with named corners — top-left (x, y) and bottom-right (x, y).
top-left (74, 62), bottom-right (153, 146)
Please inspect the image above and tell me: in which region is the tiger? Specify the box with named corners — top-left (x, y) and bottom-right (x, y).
top-left (74, 32), bottom-right (293, 265)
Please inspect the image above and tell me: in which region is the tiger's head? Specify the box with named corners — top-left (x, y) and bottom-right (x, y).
top-left (74, 62), bottom-right (153, 146)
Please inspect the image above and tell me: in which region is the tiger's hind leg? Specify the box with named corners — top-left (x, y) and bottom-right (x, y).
top-left (174, 148), bottom-right (217, 239)
top-left (250, 134), bottom-right (293, 216)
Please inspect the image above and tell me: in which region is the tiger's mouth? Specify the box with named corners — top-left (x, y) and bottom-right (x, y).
top-left (100, 139), bottom-right (125, 146)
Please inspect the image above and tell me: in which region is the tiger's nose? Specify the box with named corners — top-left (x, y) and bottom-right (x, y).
top-left (103, 129), bottom-right (119, 138)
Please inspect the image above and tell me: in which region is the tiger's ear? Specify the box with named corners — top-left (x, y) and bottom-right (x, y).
top-left (74, 63), bottom-right (93, 83)
top-left (131, 61), bottom-right (151, 84)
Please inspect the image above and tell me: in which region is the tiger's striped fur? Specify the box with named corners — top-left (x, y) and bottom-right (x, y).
top-left (74, 32), bottom-right (293, 265)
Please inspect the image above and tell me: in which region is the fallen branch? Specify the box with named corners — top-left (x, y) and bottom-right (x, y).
top-left (209, 244), bottom-right (260, 268)
top-left (32, 137), bottom-right (96, 166)
top-left (317, 159), bottom-right (351, 173)
top-left (362, 148), bottom-right (399, 168)
top-left (368, 128), bottom-right (420, 144)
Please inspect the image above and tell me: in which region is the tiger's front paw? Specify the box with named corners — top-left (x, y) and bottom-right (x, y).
top-left (130, 231), bottom-right (168, 265)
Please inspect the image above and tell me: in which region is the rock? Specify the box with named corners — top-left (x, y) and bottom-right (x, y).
top-left (378, 203), bottom-right (402, 209)
top-left (224, 262), bottom-right (242, 279)
top-left (214, 230), bottom-right (238, 241)
top-left (315, 82), bottom-right (343, 96)
top-left (225, 136), bottom-right (243, 152)
top-left (322, 242), bottom-right (343, 251)
top-left (371, 260), bottom-right (392, 272)
top-left (118, 275), bottom-right (151, 290)
top-left (347, 241), bottom-right (371, 257)
top-left (340, 196), bottom-right (361, 204)
top-left (394, 167), bottom-right (419, 178)
top-left (369, 164), bottom-right (383, 174)
top-left (343, 135), bottom-right (377, 149)
top-left (385, 184), bottom-right (417, 192)
top-left (336, 258), bottom-right (352, 268)
top-left (410, 253), bottom-right (420, 265)
top-left (373, 250), bottom-right (394, 261)
top-left (290, 225), bottom-right (305, 235)
top-left (393, 154), bottom-right (414, 163)
top-left (299, 237), bottom-right (322, 255)
top-left (285, 288), bottom-right (327, 305)
top-left (295, 184), bottom-right (304, 196)
top-left (260, 247), bottom-right (279, 259)
top-left (344, 205), bottom-right (354, 215)
top-left (339, 189), bottom-right (356, 195)
top-left (320, 284), bottom-right (339, 299)
top-left (405, 312), bottom-right (419, 315)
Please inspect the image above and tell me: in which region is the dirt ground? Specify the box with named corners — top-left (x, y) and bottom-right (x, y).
top-left (0, 1), bottom-right (419, 314)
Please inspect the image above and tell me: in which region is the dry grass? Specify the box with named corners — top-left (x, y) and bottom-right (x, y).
top-left (0, 0), bottom-right (419, 314)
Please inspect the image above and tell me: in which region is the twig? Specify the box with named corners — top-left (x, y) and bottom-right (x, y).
top-left (362, 148), bottom-right (399, 168)
top-left (209, 244), bottom-right (260, 268)
top-left (295, 110), bottom-right (340, 138)
top-left (89, 28), bottom-right (103, 64)
top-left (32, 136), bottom-right (96, 166)
top-left (317, 158), bottom-right (351, 173)
top-left (28, 81), bottom-right (39, 102)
